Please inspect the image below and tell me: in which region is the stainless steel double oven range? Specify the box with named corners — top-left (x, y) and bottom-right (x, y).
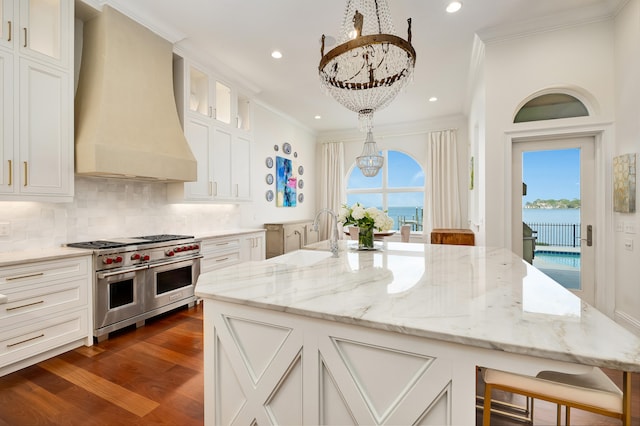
top-left (67, 234), bottom-right (201, 342)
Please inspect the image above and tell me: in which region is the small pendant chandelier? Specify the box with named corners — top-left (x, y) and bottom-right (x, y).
top-left (319, 0), bottom-right (416, 177)
top-left (355, 127), bottom-right (384, 177)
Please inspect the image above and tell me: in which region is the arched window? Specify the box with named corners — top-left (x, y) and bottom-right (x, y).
top-left (514, 93), bottom-right (588, 123)
top-left (346, 150), bottom-right (424, 231)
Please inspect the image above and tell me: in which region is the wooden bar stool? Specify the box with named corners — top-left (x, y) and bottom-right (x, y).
top-left (482, 367), bottom-right (630, 425)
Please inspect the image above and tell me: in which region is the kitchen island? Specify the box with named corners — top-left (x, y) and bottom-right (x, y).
top-left (195, 240), bottom-right (640, 425)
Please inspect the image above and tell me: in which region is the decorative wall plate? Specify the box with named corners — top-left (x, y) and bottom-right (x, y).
top-left (298, 165), bottom-right (304, 175)
top-left (265, 157), bottom-right (274, 168)
top-left (266, 190), bottom-right (274, 202)
top-left (273, 144), bottom-right (279, 151)
top-left (298, 179), bottom-right (304, 189)
top-left (282, 142), bottom-right (292, 154)
top-left (298, 193), bottom-right (304, 203)
top-left (266, 173), bottom-right (274, 184)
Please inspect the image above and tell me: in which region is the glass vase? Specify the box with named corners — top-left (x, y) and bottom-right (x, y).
top-left (358, 225), bottom-right (375, 249)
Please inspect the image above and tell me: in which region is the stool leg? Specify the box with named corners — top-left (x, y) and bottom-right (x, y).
top-left (623, 371), bottom-right (631, 426)
top-left (483, 383), bottom-right (493, 426)
top-left (556, 404), bottom-right (561, 425)
top-left (566, 406), bottom-right (570, 425)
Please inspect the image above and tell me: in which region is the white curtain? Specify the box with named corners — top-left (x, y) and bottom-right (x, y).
top-left (319, 142), bottom-right (345, 240)
top-left (425, 129), bottom-right (462, 232)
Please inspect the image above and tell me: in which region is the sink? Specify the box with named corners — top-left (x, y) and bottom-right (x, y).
top-left (268, 249), bottom-right (334, 267)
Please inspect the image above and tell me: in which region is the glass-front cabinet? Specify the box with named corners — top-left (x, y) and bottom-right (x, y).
top-left (170, 53), bottom-right (253, 203)
top-left (0, 0), bottom-right (72, 200)
top-left (187, 63), bottom-right (250, 131)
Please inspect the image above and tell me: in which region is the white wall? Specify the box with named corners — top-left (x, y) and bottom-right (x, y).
top-left (613, 0), bottom-right (640, 332)
top-left (317, 115), bottom-right (469, 241)
top-left (479, 19), bottom-right (616, 248)
top-left (241, 102), bottom-right (318, 226)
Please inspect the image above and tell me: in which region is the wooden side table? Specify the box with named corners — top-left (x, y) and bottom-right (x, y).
top-left (430, 228), bottom-right (475, 246)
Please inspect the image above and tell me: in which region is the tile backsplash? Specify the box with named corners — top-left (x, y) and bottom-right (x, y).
top-left (0, 177), bottom-right (240, 252)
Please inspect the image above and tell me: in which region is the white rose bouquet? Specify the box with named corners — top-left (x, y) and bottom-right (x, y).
top-left (338, 202), bottom-right (394, 232)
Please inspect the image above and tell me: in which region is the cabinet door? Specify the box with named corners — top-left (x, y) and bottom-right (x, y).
top-left (18, 59), bottom-right (70, 196)
top-left (19, 0), bottom-right (68, 66)
top-left (214, 81), bottom-right (231, 125)
top-left (0, 0), bottom-right (14, 50)
top-left (283, 225), bottom-right (304, 253)
top-left (0, 49), bottom-right (13, 194)
top-left (183, 118), bottom-right (213, 200)
top-left (241, 233), bottom-right (265, 262)
top-left (212, 127), bottom-right (232, 198)
top-left (232, 134), bottom-right (251, 199)
top-left (188, 65), bottom-right (211, 119)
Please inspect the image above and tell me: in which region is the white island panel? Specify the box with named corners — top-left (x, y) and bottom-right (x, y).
top-left (197, 241), bottom-right (640, 425)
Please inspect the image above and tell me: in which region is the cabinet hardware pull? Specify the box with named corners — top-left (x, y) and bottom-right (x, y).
top-left (0, 294), bottom-right (7, 305)
top-left (7, 333), bottom-right (44, 348)
top-left (6, 272), bottom-right (43, 281)
top-left (6, 300), bottom-right (44, 311)
top-left (208, 181), bottom-right (212, 196)
top-left (23, 161), bottom-right (27, 186)
top-left (7, 160), bottom-right (11, 186)
top-left (215, 242), bottom-right (229, 246)
top-left (235, 183), bottom-right (239, 197)
top-left (23, 27), bottom-right (27, 47)
top-left (7, 21), bottom-right (11, 42)
top-left (209, 106), bottom-right (213, 118)
top-left (213, 181), bottom-right (218, 196)
top-left (215, 257), bottom-right (229, 262)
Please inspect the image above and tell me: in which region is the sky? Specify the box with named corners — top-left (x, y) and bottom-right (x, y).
top-left (522, 148), bottom-right (581, 204)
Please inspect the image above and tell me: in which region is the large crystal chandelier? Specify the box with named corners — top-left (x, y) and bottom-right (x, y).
top-left (319, 0), bottom-right (416, 177)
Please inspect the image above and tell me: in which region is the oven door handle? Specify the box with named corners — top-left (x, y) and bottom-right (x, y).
top-left (97, 265), bottom-right (149, 279)
top-left (147, 255), bottom-right (203, 269)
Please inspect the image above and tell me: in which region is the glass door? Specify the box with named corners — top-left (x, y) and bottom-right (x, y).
top-left (512, 136), bottom-right (595, 304)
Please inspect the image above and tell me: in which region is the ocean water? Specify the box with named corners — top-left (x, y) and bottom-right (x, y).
top-left (387, 206), bottom-right (423, 230)
top-left (522, 208), bottom-right (580, 224)
top-left (371, 207), bottom-right (581, 233)
top-left (523, 208), bottom-right (581, 247)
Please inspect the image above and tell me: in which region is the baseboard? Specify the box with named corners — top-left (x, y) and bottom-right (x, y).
top-left (614, 310), bottom-right (640, 336)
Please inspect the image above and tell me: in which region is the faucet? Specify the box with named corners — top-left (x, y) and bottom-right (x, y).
top-left (312, 208), bottom-right (340, 257)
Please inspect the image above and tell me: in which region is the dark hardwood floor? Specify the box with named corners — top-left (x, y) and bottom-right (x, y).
top-left (0, 302), bottom-right (638, 425)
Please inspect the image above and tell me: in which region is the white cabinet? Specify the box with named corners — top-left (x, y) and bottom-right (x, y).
top-left (170, 54), bottom-right (253, 203)
top-left (241, 231), bottom-right (265, 262)
top-left (0, 0), bottom-right (73, 201)
top-left (200, 235), bottom-right (242, 274)
top-left (200, 232), bottom-right (265, 273)
top-left (0, 254), bottom-right (93, 376)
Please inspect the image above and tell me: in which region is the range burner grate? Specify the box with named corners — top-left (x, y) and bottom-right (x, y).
top-left (136, 234), bottom-right (194, 242)
top-left (66, 240), bottom-right (135, 250)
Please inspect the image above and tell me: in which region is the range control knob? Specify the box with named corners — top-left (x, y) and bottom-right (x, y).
top-left (142, 255), bottom-right (150, 261)
top-left (115, 256), bottom-right (123, 263)
top-left (165, 249), bottom-right (175, 257)
top-left (131, 253), bottom-right (140, 260)
top-left (102, 257), bottom-right (113, 265)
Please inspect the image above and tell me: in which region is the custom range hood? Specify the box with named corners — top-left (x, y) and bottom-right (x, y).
top-left (75, 6), bottom-right (196, 182)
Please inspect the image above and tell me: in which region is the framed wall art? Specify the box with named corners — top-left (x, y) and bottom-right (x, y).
top-left (613, 153), bottom-right (637, 213)
top-left (276, 156), bottom-right (297, 207)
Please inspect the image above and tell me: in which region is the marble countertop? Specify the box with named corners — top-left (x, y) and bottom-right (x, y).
top-left (0, 246), bottom-right (93, 267)
top-left (196, 228), bottom-right (265, 240)
top-left (196, 240), bottom-right (640, 372)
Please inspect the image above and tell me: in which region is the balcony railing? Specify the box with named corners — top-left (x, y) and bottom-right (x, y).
top-left (526, 222), bottom-right (581, 247)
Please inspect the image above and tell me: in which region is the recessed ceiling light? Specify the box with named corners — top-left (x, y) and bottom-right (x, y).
top-left (429, 97), bottom-right (438, 102)
top-left (446, 1), bottom-right (462, 13)
top-left (314, 115), bottom-right (322, 120)
top-left (271, 50), bottom-right (283, 59)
